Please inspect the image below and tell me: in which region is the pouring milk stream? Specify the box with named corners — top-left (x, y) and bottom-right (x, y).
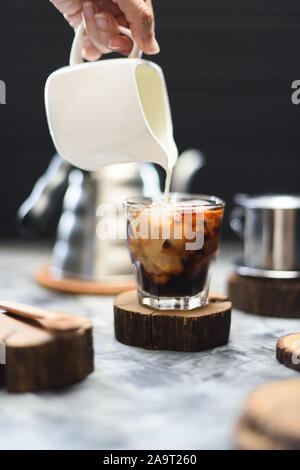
top-left (45, 24), bottom-right (178, 199)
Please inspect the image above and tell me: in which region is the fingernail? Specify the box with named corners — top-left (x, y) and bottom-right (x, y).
top-left (108, 42), bottom-right (121, 51)
top-left (83, 2), bottom-right (94, 19)
top-left (95, 13), bottom-right (109, 30)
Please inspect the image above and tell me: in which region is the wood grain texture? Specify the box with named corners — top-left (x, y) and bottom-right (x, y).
top-left (276, 333), bottom-right (300, 371)
top-left (0, 311), bottom-right (94, 393)
top-left (114, 290), bottom-right (231, 352)
top-left (0, 300), bottom-right (86, 332)
top-left (235, 379), bottom-right (300, 450)
top-left (228, 273), bottom-right (300, 318)
top-left (235, 419), bottom-right (284, 450)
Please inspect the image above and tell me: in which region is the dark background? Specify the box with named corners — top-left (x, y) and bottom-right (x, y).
top-left (1, 0), bottom-right (300, 239)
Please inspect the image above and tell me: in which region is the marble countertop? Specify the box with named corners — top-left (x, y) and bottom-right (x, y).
top-left (0, 240), bottom-right (299, 450)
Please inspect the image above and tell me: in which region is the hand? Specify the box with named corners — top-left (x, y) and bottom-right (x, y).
top-left (50, 0), bottom-right (159, 60)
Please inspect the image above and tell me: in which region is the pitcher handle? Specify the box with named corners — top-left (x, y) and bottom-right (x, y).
top-left (230, 206), bottom-right (245, 239)
top-left (70, 22), bottom-right (142, 65)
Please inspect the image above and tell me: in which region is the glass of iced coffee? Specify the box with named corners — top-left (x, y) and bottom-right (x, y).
top-left (124, 194), bottom-right (225, 310)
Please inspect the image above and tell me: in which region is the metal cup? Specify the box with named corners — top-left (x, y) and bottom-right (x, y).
top-left (230, 194), bottom-right (300, 271)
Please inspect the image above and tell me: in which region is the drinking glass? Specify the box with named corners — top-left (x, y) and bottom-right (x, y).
top-left (124, 194), bottom-right (225, 310)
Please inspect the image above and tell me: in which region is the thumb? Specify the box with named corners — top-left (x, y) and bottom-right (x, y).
top-left (114, 0), bottom-right (159, 54)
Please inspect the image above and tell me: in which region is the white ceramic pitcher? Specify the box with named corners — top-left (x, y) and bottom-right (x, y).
top-left (45, 24), bottom-right (178, 173)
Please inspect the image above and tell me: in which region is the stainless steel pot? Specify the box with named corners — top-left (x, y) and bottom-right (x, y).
top-left (230, 193), bottom-right (300, 272)
top-left (19, 150), bottom-right (205, 283)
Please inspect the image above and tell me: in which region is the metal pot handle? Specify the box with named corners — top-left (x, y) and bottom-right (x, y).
top-left (17, 154), bottom-right (72, 235)
top-left (230, 206), bottom-right (245, 239)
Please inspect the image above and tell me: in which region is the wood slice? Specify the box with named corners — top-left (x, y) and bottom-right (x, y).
top-left (276, 333), bottom-right (300, 371)
top-left (228, 273), bottom-right (300, 318)
top-left (0, 311), bottom-right (94, 393)
top-left (35, 264), bottom-right (135, 295)
top-left (235, 379), bottom-right (300, 450)
top-left (114, 290), bottom-right (231, 352)
top-left (235, 419), bottom-right (284, 450)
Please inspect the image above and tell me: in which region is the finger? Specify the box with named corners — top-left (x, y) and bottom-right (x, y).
top-left (50, 0), bottom-right (82, 17)
top-left (94, 12), bottom-right (119, 51)
top-left (114, 13), bottom-right (129, 28)
top-left (108, 35), bottom-right (133, 56)
top-left (94, 11), bottom-right (133, 55)
top-left (113, 0), bottom-right (159, 54)
top-left (64, 10), bottom-right (82, 28)
top-left (82, 36), bottom-right (102, 61)
top-left (145, 0), bottom-right (154, 22)
top-left (90, 0), bottom-right (122, 16)
top-left (83, 2), bottom-right (110, 53)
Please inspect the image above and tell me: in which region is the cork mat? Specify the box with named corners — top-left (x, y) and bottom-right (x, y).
top-left (35, 264), bottom-right (136, 295)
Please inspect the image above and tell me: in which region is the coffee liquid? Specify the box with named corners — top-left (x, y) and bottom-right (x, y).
top-left (127, 200), bottom-right (224, 297)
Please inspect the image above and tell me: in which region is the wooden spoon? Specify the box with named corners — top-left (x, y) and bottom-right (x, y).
top-left (0, 301), bottom-right (85, 332)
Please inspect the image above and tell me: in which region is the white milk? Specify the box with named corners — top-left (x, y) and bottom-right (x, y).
top-left (135, 64), bottom-right (177, 199)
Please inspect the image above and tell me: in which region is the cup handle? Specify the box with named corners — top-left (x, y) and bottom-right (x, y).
top-left (230, 206), bottom-right (245, 239)
top-left (69, 22), bottom-right (142, 65)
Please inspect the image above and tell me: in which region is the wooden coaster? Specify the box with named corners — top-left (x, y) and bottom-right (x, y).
top-left (114, 290), bottom-right (231, 352)
top-left (228, 273), bottom-right (300, 318)
top-left (0, 311), bottom-right (93, 392)
top-left (235, 419), bottom-right (284, 450)
top-left (276, 334), bottom-right (300, 372)
top-left (235, 379), bottom-right (300, 450)
top-left (35, 264), bottom-right (136, 296)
